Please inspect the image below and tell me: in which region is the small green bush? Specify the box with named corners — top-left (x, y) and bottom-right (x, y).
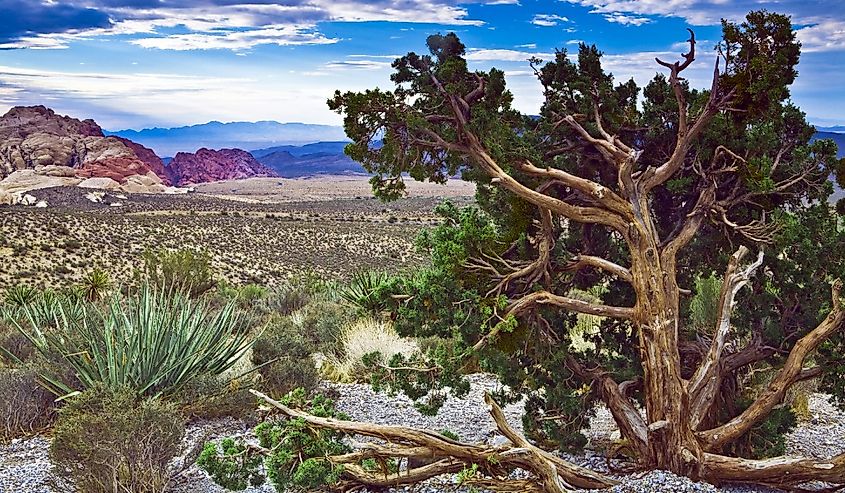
top-left (0, 365), bottom-right (55, 441)
top-left (252, 317), bottom-right (319, 397)
top-left (199, 389), bottom-right (350, 492)
top-left (294, 301), bottom-right (353, 355)
top-left (50, 386), bottom-right (185, 493)
top-left (137, 248), bottom-right (216, 297)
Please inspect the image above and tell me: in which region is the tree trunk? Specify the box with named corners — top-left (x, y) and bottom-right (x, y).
top-left (624, 206), bottom-right (703, 477)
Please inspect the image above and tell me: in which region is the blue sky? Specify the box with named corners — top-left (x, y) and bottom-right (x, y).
top-left (1, 0), bottom-right (843, 130)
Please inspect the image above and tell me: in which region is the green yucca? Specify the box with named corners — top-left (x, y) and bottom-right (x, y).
top-left (4, 285), bottom-right (39, 307)
top-left (79, 268), bottom-right (112, 302)
top-left (14, 284), bottom-right (255, 400)
top-left (339, 270), bottom-right (392, 314)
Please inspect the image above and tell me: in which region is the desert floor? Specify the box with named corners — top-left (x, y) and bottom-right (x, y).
top-left (0, 176), bottom-right (475, 289)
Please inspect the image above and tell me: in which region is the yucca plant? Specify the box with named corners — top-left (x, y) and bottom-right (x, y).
top-left (339, 270), bottom-right (392, 315)
top-left (13, 284), bottom-right (256, 400)
top-left (79, 268), bottom-right (112, 302)
top-left (4, 285), bottom-right (39, 308)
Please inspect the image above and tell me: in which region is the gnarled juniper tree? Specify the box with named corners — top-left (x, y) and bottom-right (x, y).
top-left (323, 9), bottom-right (845, 489)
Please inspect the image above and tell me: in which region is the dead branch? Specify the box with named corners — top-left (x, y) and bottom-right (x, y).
top-left (687, 246), bottom-right (764, 429)
top-left (565, 254), bottom-right (633, 284)
top-left (697, 279), bottom-right (844, 451)
top-left (248, 389), bottom-right (617, 491)
top-left (702, 452), bottom-right (845, 486)
top-left (643, 41), bottom-right (736, 192)
top-left (508, 291), bottom-right (636, 320)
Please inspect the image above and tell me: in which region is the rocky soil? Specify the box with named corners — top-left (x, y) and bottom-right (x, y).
top-left (1, 374), bottom-right (842, 493)
top-left (0, 180), bottom-right (474, 289)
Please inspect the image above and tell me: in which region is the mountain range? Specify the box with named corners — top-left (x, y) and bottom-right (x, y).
top-left (108, 121), bottom-right (348, 157)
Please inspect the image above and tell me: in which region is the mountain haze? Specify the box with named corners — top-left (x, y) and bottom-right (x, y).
top-left (108, 121), bottom-right (348, 157)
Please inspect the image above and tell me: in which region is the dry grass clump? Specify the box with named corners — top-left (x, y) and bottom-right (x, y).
top-left (323, 318), bottom-right (419, 382)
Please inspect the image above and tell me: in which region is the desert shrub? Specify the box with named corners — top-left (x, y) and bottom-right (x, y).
top-left (137, 248), bottom-right (216, 297)
top-left (323, 318), bottom-right (419, 382)
top-left (16, 285), bottom-right (253, 399)
top-left (51, 386), bottom-right (185, 493)
top-left (293, 301), bottom-right (354, 355)
top-left (176, 375), bottom-right (256, 420)
top-left (0, 365), bottom-right (55, 441)
top-left (199, 389), bottom-right (350, 492)
top-left (262, 285), bottom-right (311, 316)
top-left (252, 317), bottom-right (319, 397)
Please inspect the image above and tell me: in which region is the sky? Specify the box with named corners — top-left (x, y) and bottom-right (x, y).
top-left (0, 0), bottom-right (844, 131)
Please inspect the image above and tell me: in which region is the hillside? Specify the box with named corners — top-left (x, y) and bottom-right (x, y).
top-left (108, 121), bottom-right (348, 156)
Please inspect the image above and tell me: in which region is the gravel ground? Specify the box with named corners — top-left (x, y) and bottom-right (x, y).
top-left (1, 375), bottom-right (842, 493)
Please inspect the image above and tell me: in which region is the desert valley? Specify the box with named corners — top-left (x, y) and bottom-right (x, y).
top-left (3, 4), bottom-right (845, 493)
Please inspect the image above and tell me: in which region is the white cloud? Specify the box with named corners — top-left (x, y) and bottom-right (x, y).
top-left (531, 14), bottom-right (571, 27)
top-left (797, 21), bottom-right (845, 52)
top-left (602, 12), bottom-right (651, 26)
top-left (132, 25), bottom-right (338, 51)
top-left (3, 1), bottom-right (484, 51)
top-left (566, 39), bottom-right (583, 45)
top-left (0, 64), bottom-right (374, 128)
top-left (516, 43), bottom-right (537, 49)
top-left (466, 48), bottom-right (555, 61)
top-left (323, 60), bottom-right (393, 70)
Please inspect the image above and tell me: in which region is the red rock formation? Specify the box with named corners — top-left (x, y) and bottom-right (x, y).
top-left (111, 136), bottom-right (172, 185)
top-left (168, 148), bottom-right (278, 186)
top-left (0, 106), bottom-right (171, 185)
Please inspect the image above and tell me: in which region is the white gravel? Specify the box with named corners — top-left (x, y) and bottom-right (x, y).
top-left (1, 375), bottom-right (842, 493)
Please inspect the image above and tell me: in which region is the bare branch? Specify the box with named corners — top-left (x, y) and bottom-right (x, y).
top-left (508, 290), bottom-right (636, 320)
top-left (698, 280), bottom-right (844, 451)
top-left (643, 46), bottom-right (736, 192)
top-left (565, 254), bottom-right (633, 284)
top-left (702, 452), bottom-right (845, 486)
top-left (687, 247), bottom-right (764, 429)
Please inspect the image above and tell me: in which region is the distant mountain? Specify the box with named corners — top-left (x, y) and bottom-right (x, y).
top-left (816, 126), bottom-right (845, 133)
top-left (251, 141), bottom-right (350, 159)
top-left (107, 121), bottom-right (348, 156)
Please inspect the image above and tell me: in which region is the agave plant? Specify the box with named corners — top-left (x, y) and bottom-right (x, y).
top-left (13, 284), bottom-right (256, 400)
top-left (339, 270), bottom-right (392, 315)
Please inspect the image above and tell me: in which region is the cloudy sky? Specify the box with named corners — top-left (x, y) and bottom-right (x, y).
top-left (1, 0), bottom-right (843, 130)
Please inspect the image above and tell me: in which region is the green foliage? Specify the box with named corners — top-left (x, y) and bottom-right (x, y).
top-left (50, 386), bottom-right (184, 493)
top-left (4, 285), bottom-right (39, 307)
top-left (15, 285), bottom-right (253, 399)
top-left (200, 389), bottom-right (351, 492)
top-left (198, 438), bottom-right (265, 490)
top-left (79, 268), bottom-right (112, 302)
top-left (339, 270), bottom-right (392, 314)
top-left (252, 316), bottom-right (319, 397)
top-left (218, 283), bottom-right (269, 310)
top-left (688, 273), bottom-right (722, 334)
top-left (137, 248), bottom-right (216, 297)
